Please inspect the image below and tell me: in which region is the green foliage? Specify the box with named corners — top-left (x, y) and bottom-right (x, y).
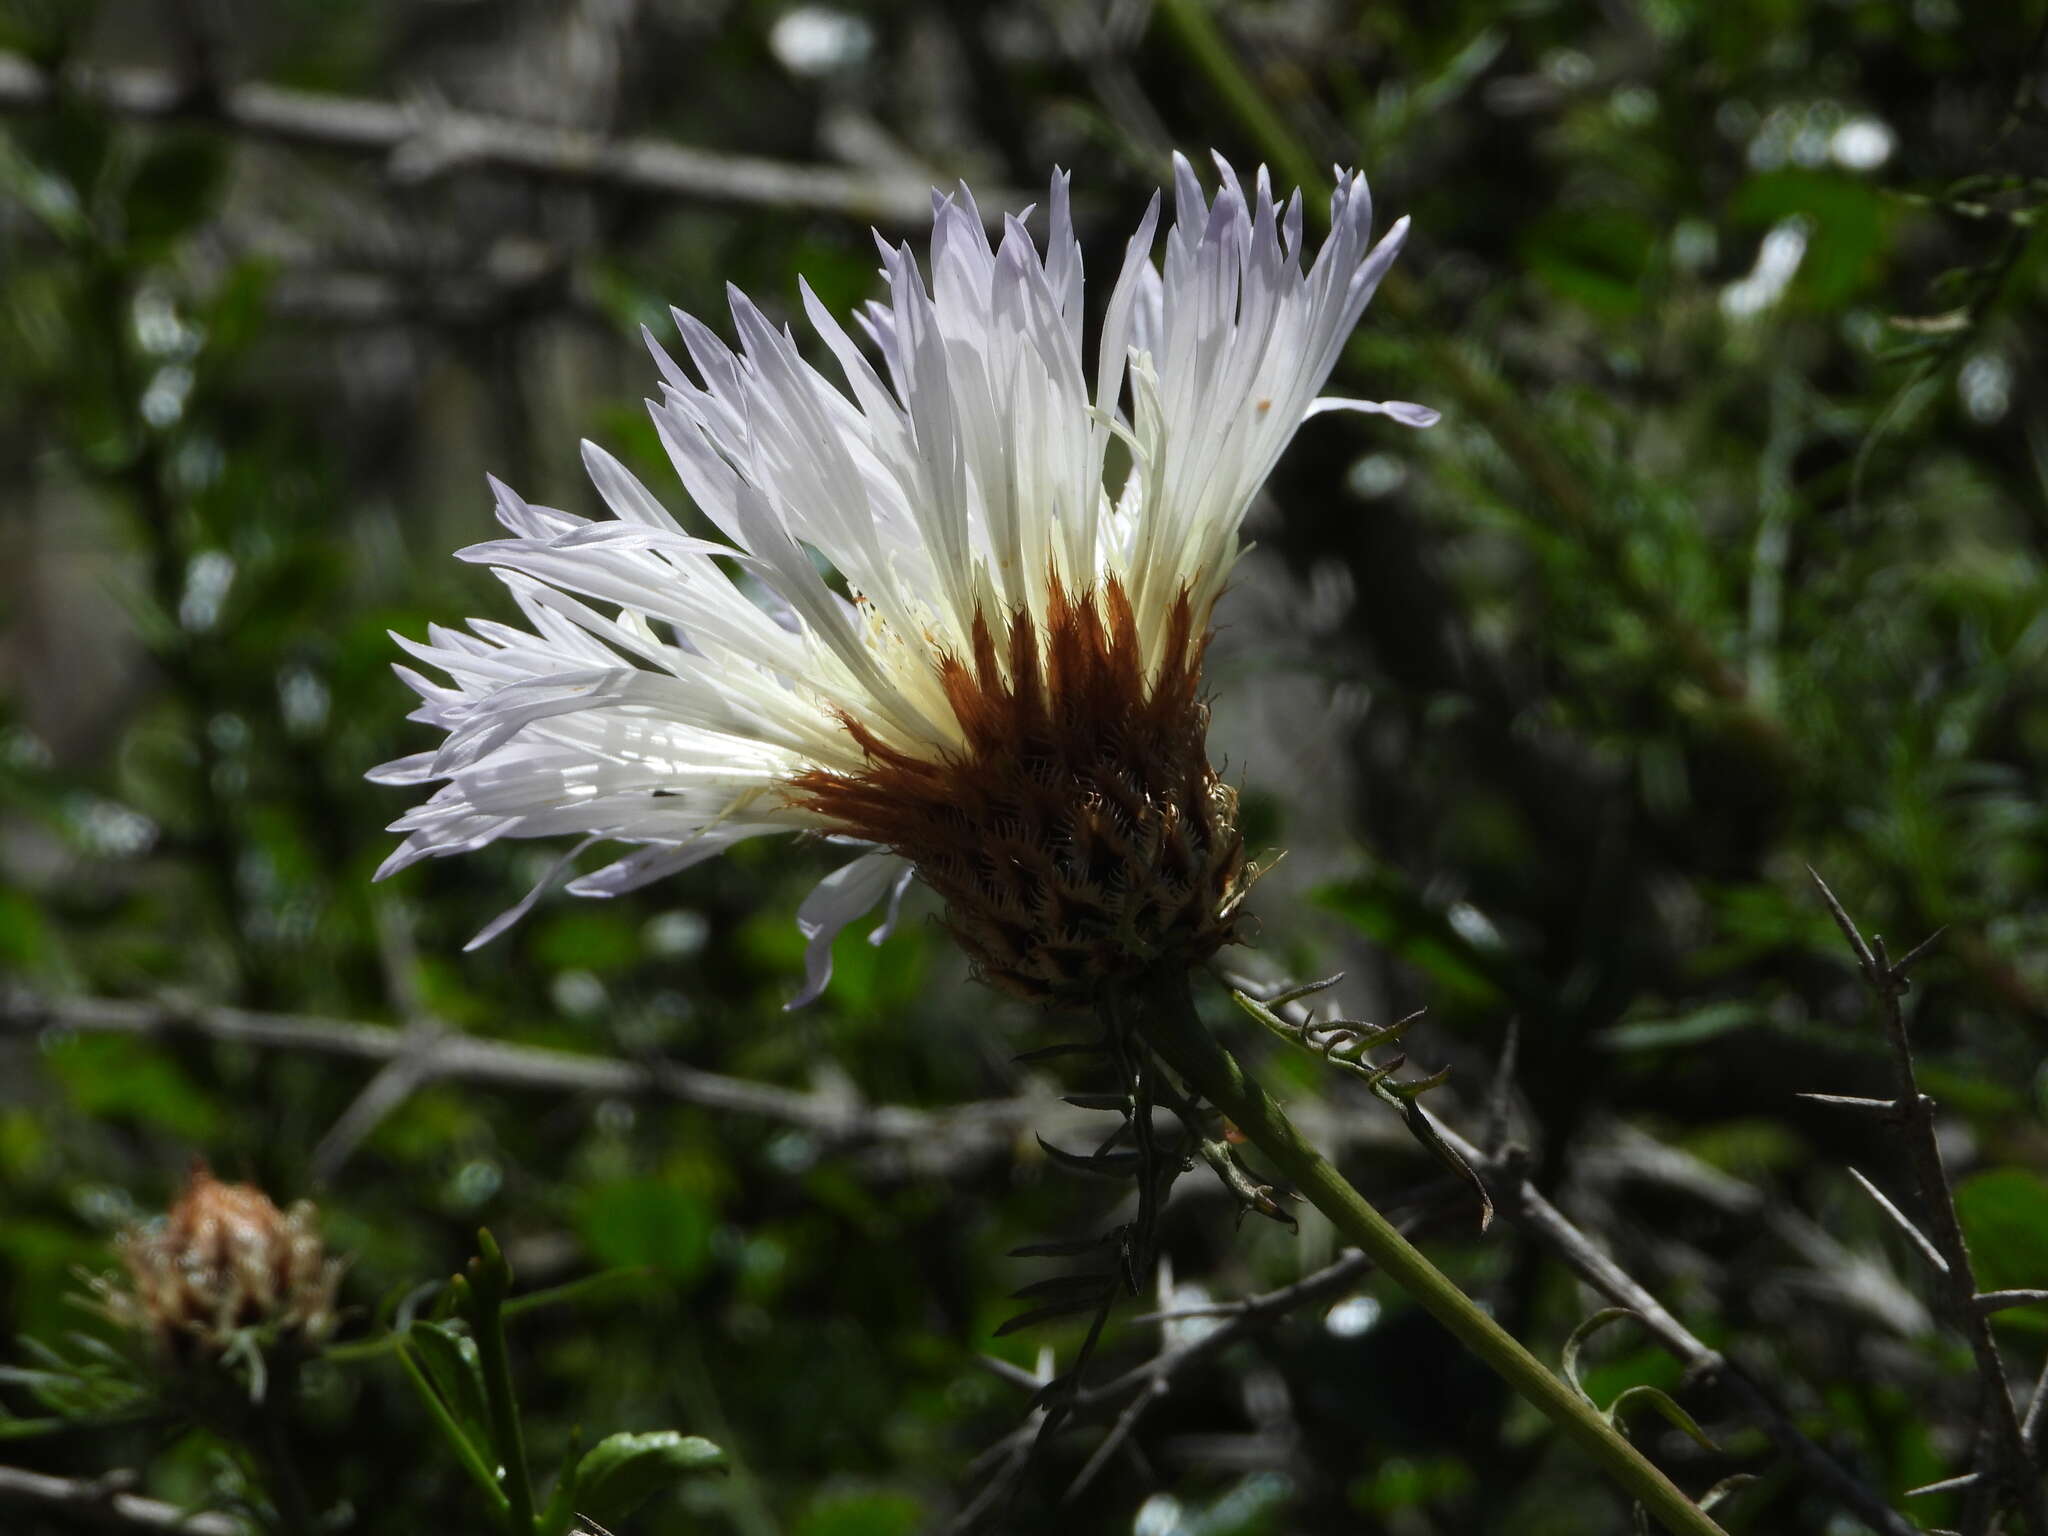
top-left (571, 1431), bottom-right (728, 1529)
top-left (1957, 1170), bottom-right (2048, 1326)
top-left (576, 1179), bottom-right (715, 1285)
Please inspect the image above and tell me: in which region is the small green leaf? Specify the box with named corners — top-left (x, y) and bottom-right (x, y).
top-left (572, 1430), bottom-right (727, 1527)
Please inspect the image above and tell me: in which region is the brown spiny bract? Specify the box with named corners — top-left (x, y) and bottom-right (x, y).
top-left (791, 578), bottom-right (1250, 1002)
top-left (101, 1164), bottom-right (343, 1361)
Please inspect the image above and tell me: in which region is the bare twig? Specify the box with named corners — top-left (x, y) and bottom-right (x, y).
top-left (1809, 869), bottom-right (2048, 1536)
top-left (1, 986), bottom-right (1403, 1189)
top-left (0, 1464), bottom-right (248, 1535)
top-left (0, 986), bottom-right (1048, 1173)
top-left (957, 1243), bottom-right (1391, 1531)
top-left (1584, 1121), bottom-right (1931, 1340)
top-left (308, 906), bottom-right (447, 1182)
top-left (0, 51), bottom-right (1021, 227)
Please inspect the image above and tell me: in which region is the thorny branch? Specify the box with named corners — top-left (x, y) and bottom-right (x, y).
top-left (957, 1234), bottom-right (1415, 1532)
top-left (12, 978), bottom-right (1941, 1533)
top-left (0, 1463), bottom-right (248, 1535)
top-left (1001, 999), bottom-right (1315, 1476)
top-left (1808, 870), bottom-right (2048, 1536)
top-left (1227, 967), bottom-right (1924, 1536)
top-left (0, 51), bottom-right (1022, 228)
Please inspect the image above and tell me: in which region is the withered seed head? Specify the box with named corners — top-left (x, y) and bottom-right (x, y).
top-left (790, 578), bottom-right (1251, 1002)
top-left (100, 1164), bottom-right (343, 1361)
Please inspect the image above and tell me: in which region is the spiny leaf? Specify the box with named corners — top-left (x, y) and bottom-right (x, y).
top-left (1008, 1234), bottom-right (1119, 1259)
top-left (1608, 1385), bottom-right (1718, 1452)
top-left (1401, 1097), bottom-right (1494, 1231)
top-left (1389, 1063), bottom-right (1453, 1100)
top-left (1035, 1135), bottom-right (1142, 1179)
top-left (1008, 1273), bottom-right (1120, 1303)
top-left (1012, 1041), bottom-right (1108, 1065)
top-left (1264, 973), bottom-right (1345, 1007)
top-left (1060, 1092), bottom-right (1133, 1113)
top-left (995, 1301), bottom-right (1111, 1338)
top-left (1562, 1307), bottom-right (1640, 1402)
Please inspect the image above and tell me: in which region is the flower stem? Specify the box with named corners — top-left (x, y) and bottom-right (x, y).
top-left (253, 1400), bottom-right (317, 1535)
top-left (462, 1231), bottom-right (536, 1535)
top-left (1119, 968), bottom-right (1727, 1536)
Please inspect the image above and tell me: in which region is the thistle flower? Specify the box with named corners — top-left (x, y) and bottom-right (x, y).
top-left (98, 1165), bottom-right (343, 1362)
top-left (373, 153), bottom-right (1431, 1003)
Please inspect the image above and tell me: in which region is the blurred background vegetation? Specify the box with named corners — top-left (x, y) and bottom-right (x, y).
top-left (1, 0), bottom-right (2045, 1532)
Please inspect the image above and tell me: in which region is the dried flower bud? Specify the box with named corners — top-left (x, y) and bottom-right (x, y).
top-left (100, 1164), bottom-right (343, 1361)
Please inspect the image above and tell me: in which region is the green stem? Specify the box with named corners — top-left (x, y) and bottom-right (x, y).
top-left (1120, 969), bottom-right (1727, 1536)
top-left (1154, 0), bottom-right (1323, 194)
top-left (396, 1342), bottom-right (512, 1520)
top-left (463, 1235), bottom-right (537, 1534)
top-left (253, 1395), bottom-right (317, 1534)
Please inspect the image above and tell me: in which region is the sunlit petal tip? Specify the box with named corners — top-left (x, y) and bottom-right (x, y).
top-left (1305, 397), bottom-right (1441, 428)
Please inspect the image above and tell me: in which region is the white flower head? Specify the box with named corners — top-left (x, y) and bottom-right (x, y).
top-left (372, 152), bottom-right (1431, 1005)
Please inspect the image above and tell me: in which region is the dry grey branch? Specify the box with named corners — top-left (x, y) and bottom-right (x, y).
top-left (0, 986), bottom-right (1047, 1176)
top-left (1583, 1121), bottom-right (1930, 1339)
top-left (304, 906), bottom-right (464, 1183)
top-left (0, 51), bottom-right (1020, 227)
top-left (0, 1463), bottom-right (248, 1535)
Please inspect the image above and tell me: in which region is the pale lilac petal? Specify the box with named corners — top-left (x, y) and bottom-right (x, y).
top-left (1304, 397), bottom-right (1442, 428)
top-left (868, 862), bottom-right (917, 944)
top-left (464, 837), bottom-right (600, 951)
top-left (787, 851), bottom-right (913, 1010)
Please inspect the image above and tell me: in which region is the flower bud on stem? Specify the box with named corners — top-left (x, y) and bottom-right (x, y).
top-left (1113, 966), bottom-right (1728, 1536)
